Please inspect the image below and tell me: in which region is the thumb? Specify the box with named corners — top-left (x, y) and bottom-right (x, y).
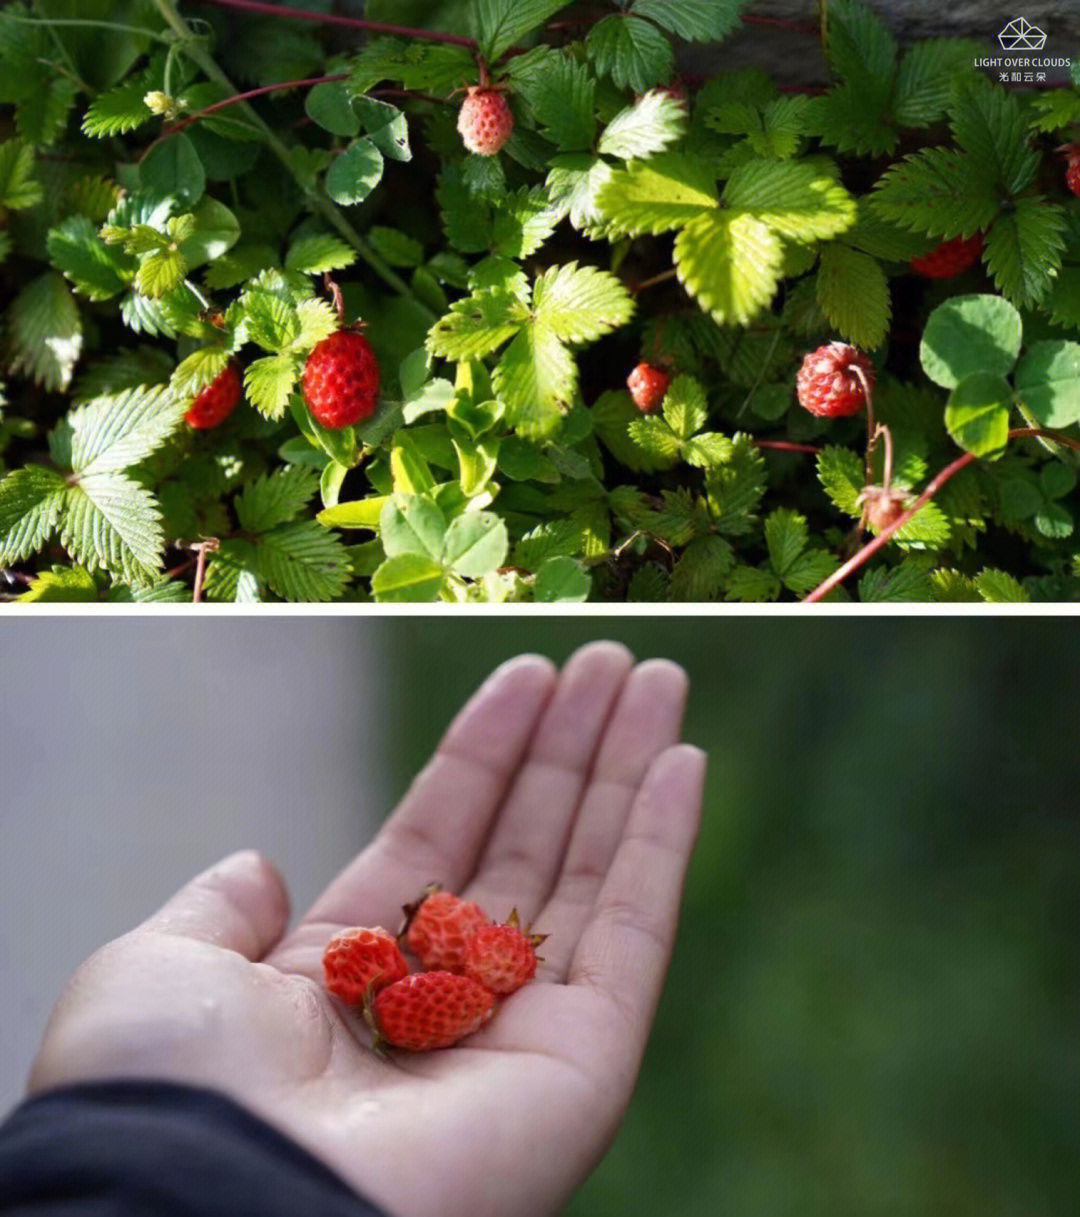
top-left (139, 850), bottom-right (291, 961)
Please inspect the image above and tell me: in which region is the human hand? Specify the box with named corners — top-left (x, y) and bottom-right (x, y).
top-left (28, 642), bottom-right (705, 1217)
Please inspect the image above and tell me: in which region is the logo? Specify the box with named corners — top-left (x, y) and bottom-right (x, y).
top-left (997, 17), bottom-right (1047, 50)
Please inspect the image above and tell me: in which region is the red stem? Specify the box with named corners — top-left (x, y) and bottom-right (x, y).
top-left (754, 440), bottom-right (822, 455)
top-left (190, 0), bottom-right (478, 47)
top-left (803, 428), bottom-right (1080, 603)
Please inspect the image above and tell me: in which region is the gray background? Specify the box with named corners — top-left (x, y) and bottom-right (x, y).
top-left (0, 620), bottom-right (388, 1109)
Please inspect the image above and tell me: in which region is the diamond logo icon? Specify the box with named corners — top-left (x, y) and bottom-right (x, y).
top-left (998, 17), bottom-right (1047, 50)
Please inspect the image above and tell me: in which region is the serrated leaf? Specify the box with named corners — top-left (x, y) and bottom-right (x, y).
top-left (950, 76), bottom-right (1037, 195)
top-left (976, 567), bottom-right (1029, 603)
top-left (599, 90), bottom-right (686, 160)
top-left (871, 147), bottom-right (998, 239)
top-left (19, 565), bottom-right (98, 603)
top-left (349, 38), bottom-right (476, 95)
top-left (365, 227), bottom-right (423, 268)
top-left (436, 163), bottom-right (494, 254)
top-left (236, 466), bottom-right (319, 532)
top-left (533, 262), bottom-right (635, 343)
top-left (245, 354), bottom-right (300, 420)
top-left (631, 0), bottom-right (746, 42)
top-left (816, 244), bottom-right (890, 350)
top-left (1015, 340), bottom-right (1080, 427)
top-left (661, 374), bottom-right (708, 438)
top-left (893, 39), bottom-right (983, 128)
top-left (944, 372), bottom-right (1012, 457)
top-left (723, 158), bottom-right (856, 240)
top-left (70, 383), bottom-right (185, 476)
top-left (494, 322), bottom-right (577, 438)
top-left (135, 247), bottom-right (186, 298)
top-left (684, 432), bottom-right (733, 468)
top-left (674, 209), bottom-right (783, 325)
top-left (7, 272), bottom-right (82, 392)
top-left (475, 0), bottom-right (570, 61)
top-left (825, 0), bottom-right (897, 90)
top-left (256, 519), bottom-right (351, 601)
top-left (724, 563), bottom-right (781, 602)
top-left (242, 288), bottom-right (300, 352)
top-left (764, 507), bottom-right (808, 576)
top-left (47, 215), bottom-right (129, 301)
top-left (627, 416), bottom-right (682, 465)
top-left (593, 152), bottom-right (717, 235)
top-left (809, 84), bottom-right (895, 157)
top-left (372, 552), bottom-right (446, 601)
top-left (1047, 266), bottom-right (1080, 330)
top-left (858, 557), bottom-right (935, 602)
top-left (172, 346), bottom-right (230, 397)
top-left (587, 14), bottom-right (673, 94)
top-left (326, 139), bottom-right (383, 206)
top-left (492, 188), bottom-right (562, 259)
top-left (442, 511), bottom-right (508, 576)
top-left (0, 139), bottom-right (42, 209)
top-left (816, 445), bottom-right (863, 517)
top-left (427, 289), bottom-right (523, 360)
top-left (285, 233), bottom-right (358, 274)
top-left (61, 472), bottom-right (163, 585)
top-left (983, 196), bottom-right (1066, 309)
top-left (669, 535), bottom-right (734, 601)
top-left (0, 465), bottom-right (67, 564)
top-left (919, 294), bottom-right (1022, 389)
top-left (82, 81), bottom-right (152, 138)
top-left (515, 48), bottom-right (596, 152)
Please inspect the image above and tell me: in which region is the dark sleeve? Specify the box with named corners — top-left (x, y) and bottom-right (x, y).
top-left (0, 1081), bottom-right (389, 1217)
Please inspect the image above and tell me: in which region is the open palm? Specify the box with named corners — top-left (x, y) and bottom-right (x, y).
top-left (29, 643), bottom-right (705, 1217)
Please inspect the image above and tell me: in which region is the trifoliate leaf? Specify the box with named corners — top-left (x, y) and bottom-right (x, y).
top-left (426, 289), bottom-right (524, 360)
top-left (674, 209), bottom-right (783, 325)
top-left (532, 262), bottom-right (635, 343)
top-left (237, 467), bottom-right (320, 532)
top-left (722, 158), bottom-right (856, 241)
top-left (494, 322), bottom-right (577, 438)
top-left (816, 244), bottom-right (890, 351)
top-left (442, 511), bottom-right (508, 577)
top-left (586, 14), bottom-right (674, 95)
top-left (599, 90), bottom-right (687, 160)
top-left (870, 147), bottom-right (998, 238)
top-left (69, 384), bottom-right (185, 476)
top-left (256, 520), bottom-right (352, 601)
top-left (61, 472), bottom-right (164, 585)
top-left (371, 552), bottom-right (445, 601)
top-left (593, 151), bottom-right (717, 235)
top-left (0, 465), bottom-right (67, 564)
top-left (7, 272), bottom-right (83, 392)
top-left (949, 75), bottom-right (1038, 196)
top-left (326, 139), bottom-right (383, 206)
top-left (983, 196), bottom-right (1066, 309)
top-left (944, 372), bottom-right (1012, 457)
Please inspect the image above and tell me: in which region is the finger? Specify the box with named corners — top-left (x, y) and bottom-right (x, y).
top-left (463, 641), bottom-right (635, 919)
top-left (297, 654), bottom-right (558, 930)
top-left (138, 850), bottom-right (291, 961)
top-left (566, 745), bottom-right (706, 1052)
top-left (535, 660), bottom-right (689, 971)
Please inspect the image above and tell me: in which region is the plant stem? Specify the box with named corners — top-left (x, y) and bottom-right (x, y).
top-left (753, 439), bottom-right (821, 455)
top-left (803, 427), bottom-right (1080, 603)
top-left (632, 267), bottom-right (678, 293)
top-left (150, 0), bottom-right (429, 312)
top-left (190, 0), bottom-right (477, 47)
top-left (7, 14), bottom-right (172, 43)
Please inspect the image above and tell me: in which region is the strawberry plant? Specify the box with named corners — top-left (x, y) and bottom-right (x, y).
top-left (3, 0), bottom-right (1080, 602)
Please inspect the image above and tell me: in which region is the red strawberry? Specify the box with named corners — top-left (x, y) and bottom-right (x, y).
top-left (185, 360), bottom-right (242, 429)
top-left (627, 362), bottom-right (670, 413)
top-left (301, 329), bottom-right (380, 429)
top-left (323, 927), bottom-right (409, 1005)
top-left (461, 909), bottom-right (546, 996)
top-left (402, 887), bottom-right (490, 972)
top-left (910, 232), bottom-right (983, 279)
top-left (457, 87), bottom-right (514, 156)
top-left (795, 342), bottom-right (874, 419)
top-left (368, 970), bottom-right (497, 1051)
top-left (1067, 159), bottom-right (1080, 198)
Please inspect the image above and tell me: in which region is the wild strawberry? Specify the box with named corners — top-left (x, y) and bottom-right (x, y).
top-left (457, 87), bottom-right (514, 156)
top-left (627, 362), bottom-right (670, 413)
top-left (910, 232), bottom-right (984, 279)
top-left (322, 927), bottom-right (409, 1005)
top-left (301, 329), bottom-right (380, 429)
top-left (185, 360), bottom-right (242, 429)
top-left (402, 887), bottom-right (490, 972)
top-left (860, 486), bottom-right (911, 533)
top-left (1067, 159), bottom-right (1080, 198)
top-left (367, 971), bottom-right (497, 1051)
top-left (461, 909), bottom-right (546, 996)
top-left (795, 342), bottom-right (874, 419)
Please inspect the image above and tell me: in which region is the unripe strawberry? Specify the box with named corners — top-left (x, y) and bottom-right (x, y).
top-left (1067, 159), bottom-right (1080, 198)
top-left (461, 909), bottom-right (546, 996)
top-left (627, 362), bottom-right (670, 413)
top-left (910, 232), bottom-right (983, 279)
top-left (368, 970), bottom-right (497, 1051)
top-left (795, 342), bottom-right (874, 419)
top-left (301, 329), bottom-right (380, 429)
top-left (860, 486), bottom-right (911, 533)
top-left (322, 927), bottom-right (409, 1005)
top-left (185, 360), bottom-right (242, 429)
top-left (402, 887), bottom-right (490, 972)
top-left (457, 87), bottom-right (514, 156)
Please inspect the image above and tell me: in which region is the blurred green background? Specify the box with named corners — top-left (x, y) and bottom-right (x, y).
top-left (389, 619), bottom-right (1079, 1217)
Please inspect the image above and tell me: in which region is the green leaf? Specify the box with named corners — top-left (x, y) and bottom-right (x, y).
top-left (177, 197), bottom-right (241, 269)
top-left (1047, 267), bottom-right (1080, 330)
top-left (69, 384), bottom-right (185, 476)
top-left (494, 322), bottom-right (577, 438)
top-left (534, 554), bottom-right (590, 601)
top-left (859, 556), bottom-right (935, 602)
top-left (661, 374), bottom-right (707, 439)
top-left (816, 445), bottom-right (863, 517)
top-left (949, 76), bottom-right (1037, 195)
top-left (318, 495), bottom-right (389, 530)
top-left (870, 147), bottom-right (998, 239)
top-left (983, 196), bottom-right (1066, 309)
top-left (82, 82), bottom-right (152, 138)
top-left (292, 299), bottom-right (339, 351)
top-left (533, 262), bottom-right (635, 343)
top-left (669, 535), bottom-right (735, 601)
top-left (0, 465), bottom-right (67, 564)
top-left (892, 39), bottom-right (983, 128)
top-left (976, 567), bottom-right (1029, 603)
top-left (599, 90), bottom-right (686, 160)
top-left (816, 244), bottom-right (890, 351)
top-left (381, 493), bottom-right (447, 560)
top-left (241, 288), bottom-right (300, 352)
top-left (236, 466), bottom-right (319, 532)
top-left (61, 472), bottom-right (164, 585)
top-left (349, 38), bottom-right (475, 95)
top-left (364, 227), bottom-right (423, 268)
top-left (684, 432), bottom-right (733, 468)
top-left (631, 0), bottom-right (747, 42)
top-left (285, 233), bottom-right (358, 274)
top-left (674, 209), bottom-right (783, 325)
top-left (475, 0), bottom-right (570, 61)
top-left (919, 294), bottom-right (1023, 390)
top-left (514, 48), bottom-right (596, 152)
top-left (372, 552), bottom-right (446, 601)
top-left (764, 507), bottom-right (809, 577)
top-left (7, 271), bottom-right (83, 392)
top-left (305, 82), bottom-right (359, 137)
top-left (593, 152), bottom-right (717, 236)
top-left (492, 188), bottom-right (562, 259)
top-left (47, 215), bottom-right (129, 301)
top-left (723, 158), bottom-right (856, 241)
top-left (426, 289), bottom-right (523, 360)
top-left (626, 416), bottom-right (682, 465)
top-left (356, 99), bottom-right (411, 163)
top-left (172, 345), bottom-right (230, 397)
top-left (1014, 341), bottom-right (1080, 428)
top-left (944, 372), bottom-right (1012, 457)
top-left (139, 134), bottom-right (205, 206)
top-left (442, 511), bottom-right (508, 576)
top-left (725, 563), bottom-right (780, 602)
top-left (326, 139), bottom-right (384, 206)
top-left (19, 565), bottom-right (98, 603)
top-left (135, 247), bottom-right (186, 298)
top-left (824, 0), bottom-right (897, 90)
top-left (0, 139), bottom-right (42, 209)
top-left (256, 520), bottom-right (352, 601)
top-left (586, 14), bottom-right (674, 95)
